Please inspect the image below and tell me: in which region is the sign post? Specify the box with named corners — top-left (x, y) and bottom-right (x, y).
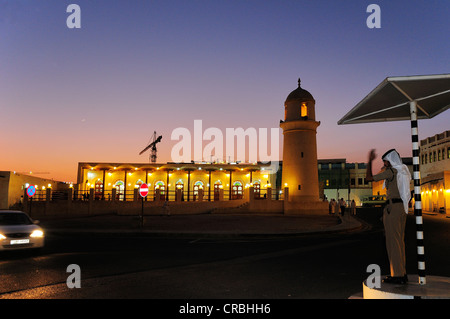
top-left (26, 185), bottom-right (36, 216)
top-left (139, 183), bottom-right (149, 228)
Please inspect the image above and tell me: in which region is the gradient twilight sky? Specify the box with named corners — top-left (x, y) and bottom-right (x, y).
top-left (1, 0), bottom-right (449, 182)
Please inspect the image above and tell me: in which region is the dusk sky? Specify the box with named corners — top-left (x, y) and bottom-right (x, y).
top-left (1, 0), bottom-right (449, 182)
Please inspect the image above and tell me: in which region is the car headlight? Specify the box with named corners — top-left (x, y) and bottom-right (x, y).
top-left (0, 234), bottom-right (6, 240)
top-left (30, 230), bottom-right (44, 238)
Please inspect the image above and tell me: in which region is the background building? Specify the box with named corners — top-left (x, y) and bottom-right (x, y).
top-left (420, 130), bottom-right (450, 214)
top-left (76, 162), bottom-right (279, 202)
top-left (318, 159), bottom-right (372, 206)
top-left (0, 171), bottom-right (67, 209)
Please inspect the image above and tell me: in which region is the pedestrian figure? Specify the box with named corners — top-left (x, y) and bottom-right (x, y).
top-left (325, 197), bottom-right (331, 215)
top-left (339, 198), bottom-right (346, 216)
top-left (351, 199), bottom-right (356, 215)
top-left (329, 199), bottom-right (334, 214)
top-left (366, 148), bottom-right (411, 284)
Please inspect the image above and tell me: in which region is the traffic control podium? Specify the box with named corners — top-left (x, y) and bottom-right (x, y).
top-left (363, 275), bottom-right (450, 299)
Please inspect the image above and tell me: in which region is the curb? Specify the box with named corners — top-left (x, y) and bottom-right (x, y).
top-left (43, 215), bottom-right (365, 239)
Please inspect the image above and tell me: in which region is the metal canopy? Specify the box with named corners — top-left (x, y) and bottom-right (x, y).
top-left (338, 74), bottom-right (450, 125)
top-left (338, 73), bottom-right (450, 286)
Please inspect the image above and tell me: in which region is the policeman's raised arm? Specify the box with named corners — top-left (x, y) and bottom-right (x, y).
top-left (366, 149), bottom-right (377, 182)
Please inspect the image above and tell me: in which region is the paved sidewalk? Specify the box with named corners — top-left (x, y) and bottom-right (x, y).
top-left (38, 213), bottom-right (364, 237)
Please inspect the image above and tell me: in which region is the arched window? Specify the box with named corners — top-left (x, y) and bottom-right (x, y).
top-left (214, 180), bottom-right (222, 201)
top-left (94, 179), bottom-right (103, 200)
top-left (155, 181), bottom-right (165, 200)
top-left (175, 179), bottom-right (184, 190)
top-left (114, 180), bottom-right (124, 201)
top-left (193, 181), bottom-right (204, 200)
top-left (232, 181), bottom-right (243, 200)
top-left (301, 103), bottom-right (308, 118)
top-left (253, 180), bottom-right (261, 199)
top-left (175, 179), bottom-right (184, 201)
top-left (135, 179), bottom-right (144, 188)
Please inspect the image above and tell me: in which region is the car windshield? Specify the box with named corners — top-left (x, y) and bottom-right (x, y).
top-left (0, 213), bottom-right (33, 225)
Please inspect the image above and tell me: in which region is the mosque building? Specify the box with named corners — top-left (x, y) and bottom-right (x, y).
top-left (76, 161), bottom-right (279, 203)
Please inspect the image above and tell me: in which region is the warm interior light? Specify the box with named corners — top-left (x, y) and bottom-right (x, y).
top-left (301, 103), bottom-right (308, 117)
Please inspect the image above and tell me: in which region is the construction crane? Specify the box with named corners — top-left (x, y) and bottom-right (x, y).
top-left (139, 131), bottom-right (162, 163)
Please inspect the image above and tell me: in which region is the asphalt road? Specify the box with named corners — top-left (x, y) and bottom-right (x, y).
top-left (1, 209), bottom-right (449, 302)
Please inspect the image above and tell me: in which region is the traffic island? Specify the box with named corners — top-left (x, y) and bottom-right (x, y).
top-left (362, 275), bottom-right (450, 299)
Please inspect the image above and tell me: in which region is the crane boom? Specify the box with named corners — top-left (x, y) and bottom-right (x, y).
top-left (139, 132), bottom-right (162, 162)
top-left (139, 135), bottom-right (162, 155)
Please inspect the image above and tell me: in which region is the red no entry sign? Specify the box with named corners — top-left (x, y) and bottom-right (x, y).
top-left (139, 183), bottom-right (149, 197)
top-left (27, 185), bottom-right (36, 197)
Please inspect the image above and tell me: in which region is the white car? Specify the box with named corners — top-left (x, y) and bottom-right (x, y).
top-left (0, 210), bottom-right (45, 251)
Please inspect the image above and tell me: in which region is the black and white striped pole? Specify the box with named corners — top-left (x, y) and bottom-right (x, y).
top-left (410, 100), bottom-right (426, 285)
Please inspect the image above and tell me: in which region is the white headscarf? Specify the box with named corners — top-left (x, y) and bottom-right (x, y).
top-left (382, 149), bottom-right (411, 214)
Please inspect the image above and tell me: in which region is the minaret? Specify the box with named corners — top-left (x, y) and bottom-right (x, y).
top-left (280, 79), bottom-right (326, 214)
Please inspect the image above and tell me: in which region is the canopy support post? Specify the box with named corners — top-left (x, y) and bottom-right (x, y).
top-left (410, 100), bottom-right (426, 285)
